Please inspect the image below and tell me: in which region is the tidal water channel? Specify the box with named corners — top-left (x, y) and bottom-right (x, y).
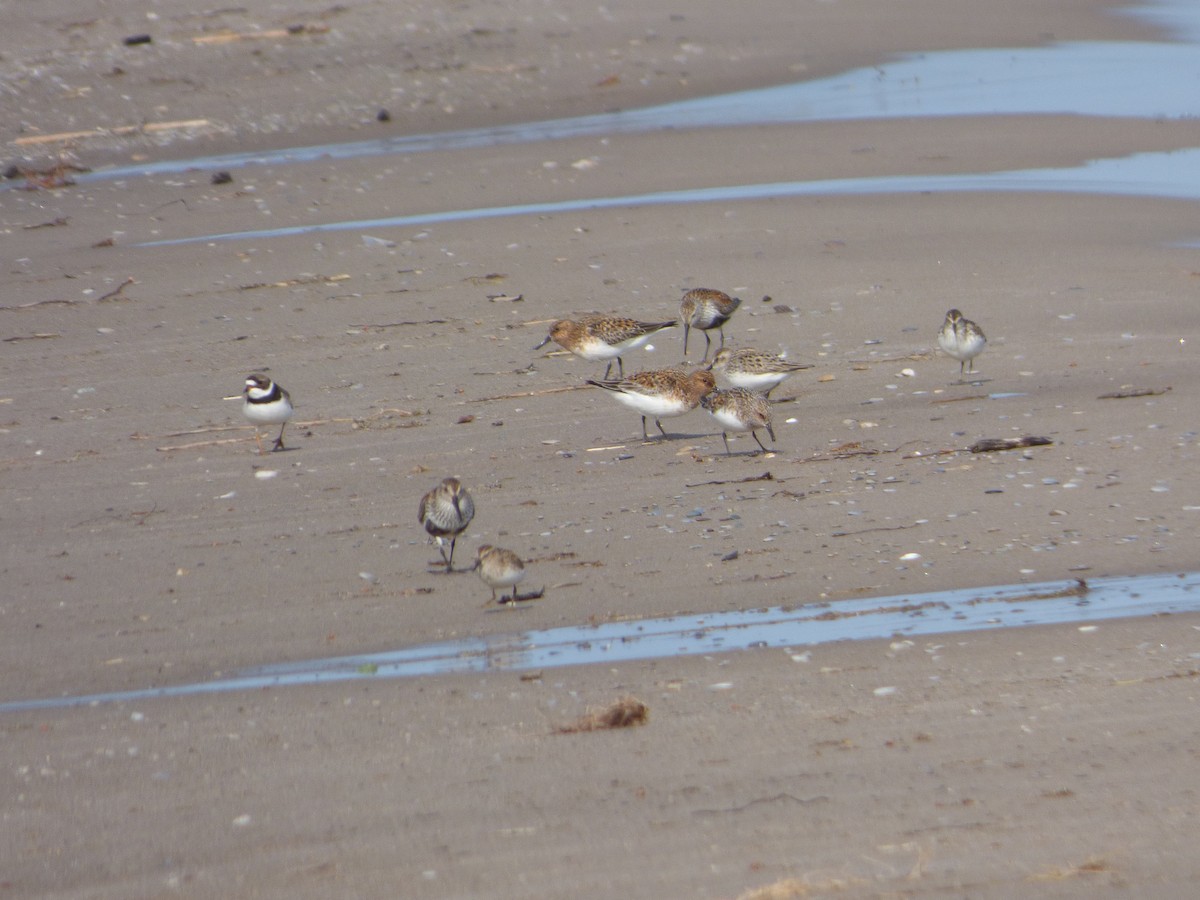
top-left (2, 572), bottom-right (1197, 712)
top-left (5, 1), bottom-right (1197, 712)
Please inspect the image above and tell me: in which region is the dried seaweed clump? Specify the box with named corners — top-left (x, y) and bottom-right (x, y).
top-left (555, 695), bottom-right (648, 733)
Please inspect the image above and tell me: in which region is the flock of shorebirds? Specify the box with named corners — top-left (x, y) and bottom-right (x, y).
top-left (241, 289), bottom-right (987, 604)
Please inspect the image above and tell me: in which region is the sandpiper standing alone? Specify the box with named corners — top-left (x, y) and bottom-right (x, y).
top-left (937, 308), bottom-right (987, 376)
top-left (418, 477), bottom-right (475, 572)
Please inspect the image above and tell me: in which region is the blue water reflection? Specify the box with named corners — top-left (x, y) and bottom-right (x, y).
top-left (137, 147), bottom-right (1200, 247)
top-left (2, 571), bottom-right (1196, 712)
top-left (63, 2), bottom-right (1200, 186)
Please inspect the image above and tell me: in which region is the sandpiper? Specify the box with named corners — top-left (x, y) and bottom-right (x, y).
top-left (937, 308), bottom-right (987, 376)
top-left (701, 387), bottom-right (776, 456)
top-left (473, 544), bottom-right (528, 604)
top-left (586, 368), bottom-right (716, 441)
top-left (534, 314), bottom-right (675, 378)
top-left (418, 477), bottom-right (475, 572)
top-left (708, 347), bottom-right (812, 397)
top-left (679, 288), bottom-right (741, 361)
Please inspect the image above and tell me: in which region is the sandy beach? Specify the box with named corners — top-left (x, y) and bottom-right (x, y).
top-left (3, 0), bottom-right (1200, 896)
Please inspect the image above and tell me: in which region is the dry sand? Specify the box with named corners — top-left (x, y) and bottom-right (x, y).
top-left (3, 0), bottom-right (1200, 896)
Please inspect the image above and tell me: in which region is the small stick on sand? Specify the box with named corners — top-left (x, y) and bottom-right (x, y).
top-left (1098, 387), bottom-right (1171, 400)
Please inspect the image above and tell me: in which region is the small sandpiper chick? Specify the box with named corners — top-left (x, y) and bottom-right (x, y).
top-left (242, 373), bottom-right (294, 453)
top-left (679, 288), bottom-right (741, 361)
top-left (473, 544), bottom-right (529, 604)
top-left (534, 314), bottom-right (676, 379)
top-left (708, 347), bottom-right (813, 397)
top-left (418, 477), bottom-right (475, 572)
top-left (701, 387), bottom-right (776, 456)
top-left (586, 368), bottom-right (716, 441)
top-left (937, 308), bottom-right (987, 376)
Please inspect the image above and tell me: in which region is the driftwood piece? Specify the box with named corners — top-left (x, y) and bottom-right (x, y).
top-left (191, 25), bottom-right (330, 44)
top-left (1098, 387), bottom-right (1171, 400)
top-left (13, 120), bottom-right (212, 146)
top-left (968, 436), bottom-right (1053, 453)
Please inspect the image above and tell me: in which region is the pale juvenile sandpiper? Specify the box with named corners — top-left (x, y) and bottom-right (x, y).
top-left (937, 308), bottom-right (987, 376)
top-left (708, 347), bottom-right (812, 397)
top-left (473, 544), bottom-right (529, 604)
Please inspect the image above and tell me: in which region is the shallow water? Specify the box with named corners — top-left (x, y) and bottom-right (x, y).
top-left (76, 21), bottom-right (1200, 186)
top-left (124, 0), bottom-right (1200, 247)
top-left (137, 147), bottom-right (1200, 247)
top-left (2, 571), bottom-right (1196, 712)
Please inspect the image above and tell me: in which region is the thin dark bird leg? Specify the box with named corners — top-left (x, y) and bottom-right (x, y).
top-left (603, 360), bottom-right (614, 379)
top-left (654, 418), bottom-right (668, 437)
top-left (752, 430), bottom-right (770, 454)
top-left (640, 415), bottom-right (650, 441)
top-left (702, 330), bottom-right (713, 362)
top-left (721, 431), bottom-right (732, 456)
top-left (272, 423), bottom-right (287, 451)
top-left (616, 356), bottom-right (624, 378)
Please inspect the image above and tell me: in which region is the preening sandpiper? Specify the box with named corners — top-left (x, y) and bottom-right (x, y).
top-left (418, 477), bottom-right (475, 572)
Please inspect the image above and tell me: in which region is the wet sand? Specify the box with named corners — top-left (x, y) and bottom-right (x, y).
top-left (3, 0), bottom-right (1200, 896)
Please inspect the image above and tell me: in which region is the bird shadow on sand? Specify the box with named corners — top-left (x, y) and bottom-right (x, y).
top-left (624, 430), bottom-right (777, 458)
top-left (481, 587), bottom-right (547, 610)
